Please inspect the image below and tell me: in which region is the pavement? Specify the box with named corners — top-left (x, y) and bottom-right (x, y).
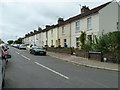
top-left (47, 52), bottom-right (119, 72)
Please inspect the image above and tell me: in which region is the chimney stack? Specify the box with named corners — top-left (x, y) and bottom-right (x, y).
top-left (34, 30), bottom-right (37, 32)
top-left (58, 18), bottom-right (64, 24)
top-left (81, 6), bottom-right (90, 14)
top-left (45, 25), bottom-right (51, 29)
top-left (30, 32), bottom-right (33, 34)
top-left (38, 27), bottom-right (42, 31)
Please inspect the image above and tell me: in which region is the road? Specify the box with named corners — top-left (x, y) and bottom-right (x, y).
top-left (4, 47), bottom-right (118, 88)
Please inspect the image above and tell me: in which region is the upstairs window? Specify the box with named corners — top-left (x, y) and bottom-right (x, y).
top-left (87, 17), bottom-right (92, 30)
top-left (36, 34), bottom-right (38, 40)
top-left (75, 21), bottom-right (80, 32)
top-left (62, 26), bottom-right (65, 34)
top-left (51, 40), bottom-right (53, 46)
top-left (51, 29), bottom-right (53, 37)
top-left (46, 32), bottom-right (48, 38)
top-left (46, 40), bottom-right (48, 45)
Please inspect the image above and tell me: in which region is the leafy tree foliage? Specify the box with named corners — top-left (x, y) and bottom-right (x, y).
top-left (15, 38), bottom-right (23, 44)
top-left (7, 40), bottom-right (14, 44)
top-left (95, 31), bottom-right (120, 53)
top-left (80, 31), bottom-right (120, 63)
top-left (79, 31), bottom-right (86, 49)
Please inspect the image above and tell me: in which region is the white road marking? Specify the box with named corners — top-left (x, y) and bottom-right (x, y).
top-left (21, 55), bottom-right (31, 60)
top-left (35, 62), bottom-right (69, 80)
top-left (15, 51), bottom-right (20, 54)
top-left (13, 47), bottom-right (20, 51)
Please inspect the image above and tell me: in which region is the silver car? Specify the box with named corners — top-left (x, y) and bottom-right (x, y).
top-left (0, 48), bottom-right (6, 89)
top-left (30, 46), bottom-right (46, 55)
top-left (0, 46), bottom-right (11, 90)
top-left (18, 44), bottom-right (27, 50)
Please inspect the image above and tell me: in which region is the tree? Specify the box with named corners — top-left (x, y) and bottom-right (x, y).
top-left (79, 31), bottom-right (86, 49)
top-left (0, 39), bottom-right (4, 44)
top-left (7, 40), bottom-right (14, 44)
top-left (15, 38), bottom-right (23, 44)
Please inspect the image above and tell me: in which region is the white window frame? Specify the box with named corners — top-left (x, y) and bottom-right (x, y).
top-left (87, 17), bottom-right (92, 30)
top-left (62, 26), bottom-right (65, 34)
top-left (46, 32), bottom-right (48, 38)
top-left (51, 40), bottom-right (53, 45)
top-left (75, 21), bottom-right (80, 32)
top-left (76, 37), bottom-right (80, 47)
top-left (51, 29), bottom-right (53, 37)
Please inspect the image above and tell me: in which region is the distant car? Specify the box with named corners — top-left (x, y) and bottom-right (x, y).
top-left (26, 44), bottom-right (33, 51)
top-left (13, 44), bottom-right (20, 48)
top-left (30, 46), bottom-right (46, 55)
top-left (18, 44), bottom-right (26, 50)
top-left (0, 45), bottom-right (11, 89)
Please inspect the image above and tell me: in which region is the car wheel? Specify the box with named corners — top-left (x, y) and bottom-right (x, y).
top-left (33, 51), bottom-right (36, 55)
top-left (29, 51), bottom-right (31, 54)
top-left (44, 53), bottom-right (46, 56)
top-left (2, 79), bottom-right (5, 88)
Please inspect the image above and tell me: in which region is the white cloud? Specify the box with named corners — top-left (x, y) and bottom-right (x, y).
top-left (1, 0), bottom-right (119, 42)
top-left (1, 0), bottom-right (119, 3)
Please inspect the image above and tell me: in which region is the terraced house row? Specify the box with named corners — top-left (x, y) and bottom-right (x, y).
top-left (23, 1), bottom-right (120, 48)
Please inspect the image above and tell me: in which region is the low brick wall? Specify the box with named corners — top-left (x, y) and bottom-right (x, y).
top-left (103, 51), bottom-right (120, 63)
top-left (75, 49), bottom-right (102, 61)
top-left (75, 49), bottom-right (88, 58)
top-left (46, 47), bottom-right (119, 63)
top-left (47, 47), bottom-right (72, 54)
top-left (89, 53), bottom-right (102, 61)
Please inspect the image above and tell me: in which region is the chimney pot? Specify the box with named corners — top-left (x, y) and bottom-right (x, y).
top-left (58, 18), bottom-right (64, 24)
top-left (81, 6), bottom-right (90, 14)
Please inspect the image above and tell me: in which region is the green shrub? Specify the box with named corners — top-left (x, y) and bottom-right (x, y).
top-left (93, 31), bottom-right (120, 63)
top-left (80, 31), bottom-right (86, 49)
top-left (80, 31), bottom-right (120, 63)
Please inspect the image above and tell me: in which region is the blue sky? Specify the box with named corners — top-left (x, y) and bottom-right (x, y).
top-left (0, 0), bottom-right (119, 42)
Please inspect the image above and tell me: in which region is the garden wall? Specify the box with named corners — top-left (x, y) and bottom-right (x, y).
top-left (46, 47), bottom-right (119, 63)
top-left (47, 47), bottom-right (72, 54)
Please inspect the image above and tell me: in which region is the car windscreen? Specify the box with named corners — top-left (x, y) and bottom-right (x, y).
top-left (33, 46), bottom-right (43, 49)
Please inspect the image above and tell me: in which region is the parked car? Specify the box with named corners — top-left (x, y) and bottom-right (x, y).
top-left (30, 46), bottom-right (46, 55)
top-left (26, 44), bottom-right (34, 51)
top-left (18, 44), bottom-right (27, 50)
top-left (13, 44), bottom-right (20, 48)
top-left (0, 46), bottom-right (11, 89)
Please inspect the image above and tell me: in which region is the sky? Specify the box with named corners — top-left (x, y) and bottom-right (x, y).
top-left (0, 0), bottom-right (120, 42)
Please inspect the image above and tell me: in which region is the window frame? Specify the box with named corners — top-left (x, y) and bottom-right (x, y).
top-left (76, 37), bottom-right (80, 47)
top-left (51, 40), bottom-right (53, 45)
top-left (51, 29), bottom-right (53, 37)
top-left (62, 26), bottom-right (65, 35)
top-left (87, 17), bottom-right (92, 30)
top-left (64, 39), bottom-right (67, 47)
top-left (75, 21), bottom-right (80, 33)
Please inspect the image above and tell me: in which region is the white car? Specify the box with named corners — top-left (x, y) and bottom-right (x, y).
top-left (26, 44), bottom-right (33, 51)
top-left (18, 44), bottom-right (27, 50)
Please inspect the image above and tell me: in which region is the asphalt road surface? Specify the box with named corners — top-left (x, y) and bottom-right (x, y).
top-left (4, 47), bottom-right (118, 88)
